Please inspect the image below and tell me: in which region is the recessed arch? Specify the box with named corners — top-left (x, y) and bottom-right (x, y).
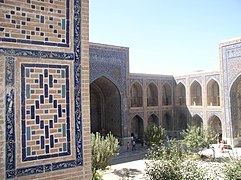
top-left (162, 83), bottom-right (172, 106)
top-left (230, 74), bottom-right (241, 146)
top-left (175, 82), bottom-right (186, 106)
top-left (208, 115), bottom-right (222, 135)
top-left (147, 82), bottom-right (158, 106)
top-left (131, 115), bottom-right (144, 140)
top-left (190, 80), bottom-right (202, 106)
top-left (130, 82), bottom-right (143, 107)
top-left (192, 114), bottom-right (203, 128)
top-left (148, 114), bottom-right (159, 127)
top-left (90, 76), bottom-right (121, 137)
top-left (162, 112), bottom-right (173, 131)
top-left (176, 112), bottom-right (188, 131)
top-left (207, 79), bottom-right (220, 106)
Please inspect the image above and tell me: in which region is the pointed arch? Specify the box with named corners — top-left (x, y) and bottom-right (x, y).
top-left (148, 114), bottom-right (159, 127)
top-left (230, 74), bottom-right (241, 146)
top-left (130, 82), bottom-right (143, 107)
top-left (90, 76), bottom-right (121, 137)
top-left (175, 82), bottom-right (186, 106)
top-left (192, 114), bottom-right (203, 128)
top-left (147, 82), bottom-right (158, 106)
top-left (208, 115), bottom-right (222, 134)
top-left (131, 115), bottom-right (144, 140)
top-left (162, 112), bottom-right (173, 131)
top-left (190, 80), bottom-right (202, 106)
top-left (207, 79), bottom-right (220, 106)
top-left (162, 83), bottom-right (172, 106)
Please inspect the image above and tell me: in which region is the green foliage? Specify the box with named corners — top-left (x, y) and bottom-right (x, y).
top-left (146, 140), bottom-right (206, 180)
top-left (224, 158), bottom-right (241, 180)
top-left (91, 132), bottom-right (119, 178)
top-left (180, 125), bottom-right (214, 156)
top-left (144, 125), bottom-right (165, 146)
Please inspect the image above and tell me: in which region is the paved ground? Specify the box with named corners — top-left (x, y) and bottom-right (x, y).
top-left (102, 144), bottom-right (241, 180)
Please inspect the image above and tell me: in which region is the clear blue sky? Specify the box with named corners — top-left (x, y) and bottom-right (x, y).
top-left (89, 0), bottom-right (241, 75)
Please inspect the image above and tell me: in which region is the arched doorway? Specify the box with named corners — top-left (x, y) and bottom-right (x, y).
top-left (190, 80), bottom-right (202, 106)
top-left (90, 76), bottom-right (121, 138)
top-left (230, 74), bottom-right (241, 146)
top-left (208, 115), bottom-right (222, 134)
top-left (192, 114), bottom-right (203, 128)
top-left (130, 82), bottom-right (143, 107)
top-left (131, 115), bottom-right (144, 140)
top-left (147, 83), bottom-right (158, 106)
top-left (207, 79), bottom-right (220, 106)
top-left (148, 114), bottom-right (159, 127)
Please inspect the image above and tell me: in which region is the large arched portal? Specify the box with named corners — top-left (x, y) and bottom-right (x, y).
top-left (230, 74), bottom-right (241, 146)
top-left (90, 76), bottom-right (121, 138)
top-left (131, 115), bottom-right (144, 140)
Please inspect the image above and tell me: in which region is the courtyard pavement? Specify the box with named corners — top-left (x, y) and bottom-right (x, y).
top-left (102, 144), bottom-right (241, 180)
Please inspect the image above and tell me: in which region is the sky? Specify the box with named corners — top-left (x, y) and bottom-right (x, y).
top-left (89, 0), bottom-right (241, 76)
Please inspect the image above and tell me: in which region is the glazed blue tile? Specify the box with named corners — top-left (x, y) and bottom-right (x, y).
top-left (66, 116), bottom-right (70, 129)
top-left (61, 70), bottom-right (65, 78)
top-left (39, 74), bottom-right (43, 88)
top-left (55, 139), bottom-right (58, 143)
top-left (53, 100), bottom-right (57, 108)
top-left (62, 19), bottom-right (65, 30)
top-left (40, 95), bottom-right (44, 104)
top-left (49, 75), bottom-right (53, 87)
top-left (54, 79), bottom-right (57, 83)
top-left (26, 69), bottom-right (30, 77)
top-left (44, 84), bottom-right (48, 98)
top-left (49, 120), bottom-right (53, 128)
top-left (40, 15), bottom-right (44, 23)
top-left (32, 130), bottom-right (36, 135)
top-left (40, 120), bottom-right (44, 129)
top-left (31, 106), bottom-right (35, 119)
top-left (37, 154), bottom-right (51, 160)
top-left (67, 129), bottom-right (70, 141)
top-left (40, 136), bottom-right (44, 149)
top-left (54, 114), bottom-right (57, 123)
top-left (49, 95), bottom-right (53, 103)
top-left (63, 143), bottom-right (66, 151)
top-left (46, 145), bottom-right (49, 154)
top-left (21, 121), bottom-right (25, 134)
top-left (35, 100), bottom-right (39, 109)
top-left (58, 104), bottom-right (62, 117)
top-left (50, 135), bottom-right (54, 148)
top-left (45, 126), bottom-right (49, 138)
top-left (44, 69), bottom-right (48, 77)
top-left (36, 115), bottom-right (40, 124)
top-left (36, 140), bottom-right (40, 145)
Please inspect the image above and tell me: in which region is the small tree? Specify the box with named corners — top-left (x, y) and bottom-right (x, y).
top-left (144, 125), bottom-right (165, 147)
top-left (180, 125), bottom-right (214, 157)
top-left (91, 132), bottom-right (119, 178)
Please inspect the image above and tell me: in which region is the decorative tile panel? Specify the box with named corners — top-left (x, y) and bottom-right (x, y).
top-left (0, 0), bottom-right (70, 47)
top-left (21, 63), bottom-right (71, 161)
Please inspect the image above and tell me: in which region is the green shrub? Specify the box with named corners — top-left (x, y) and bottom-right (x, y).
top-left (144, 125), bottom-right (165, 146)
top-left (224, 158), bottom-right (241, 180)
top-left (180, 126), bottom-right (214, 156)
top-left (91, 132), bottom-right (119, 178)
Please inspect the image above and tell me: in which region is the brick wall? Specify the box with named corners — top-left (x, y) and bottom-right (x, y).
top-left (0, 0), bottom-right (91, 179)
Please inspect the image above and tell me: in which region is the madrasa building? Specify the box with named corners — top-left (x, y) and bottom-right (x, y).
top-left (89, 39), bottom-right (241, 149)
top-left (0, 0), bottom-right (240, 179)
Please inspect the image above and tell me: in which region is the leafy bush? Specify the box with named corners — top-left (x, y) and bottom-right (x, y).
top-left (224, 158), bottom-right (241, 180)
top-left (144, 125), bottom-right (165, 146)
top-left (181, 126), bottom-right (214, 156)
top-left (91, 132), bottom-right (119, 178)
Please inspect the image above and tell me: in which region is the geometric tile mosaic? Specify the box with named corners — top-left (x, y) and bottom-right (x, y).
top-left (0, 0), bottom-right (69, 47)
top-left (21, 64), bottom-right (71, 161)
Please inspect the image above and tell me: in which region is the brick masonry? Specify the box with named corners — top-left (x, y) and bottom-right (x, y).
top-left (0, 0), bottom-right (91, 179)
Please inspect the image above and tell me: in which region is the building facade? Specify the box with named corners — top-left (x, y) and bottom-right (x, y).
top-left (89, 38), bottom-right (241, 147)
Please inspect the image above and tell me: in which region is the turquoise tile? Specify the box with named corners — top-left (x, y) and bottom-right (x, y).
top-left (27, 147), bottom-right (31, 156)
top-left (63, 143), bottom-right (66, 151)
top-left (61, 69), bottom-right (65, 78)
top-left (40, 15), bottom-right (44, 23)
top-left (26, 84), bottom-right (30, 99)
top-left (27, 127), bottom-right (31, 140)
top-left (62, 19), bottom-right (65, 30)
top-left (62, 124), bottom-right (66, 137)
top-left (62, 85), bottom-right (65, 98)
